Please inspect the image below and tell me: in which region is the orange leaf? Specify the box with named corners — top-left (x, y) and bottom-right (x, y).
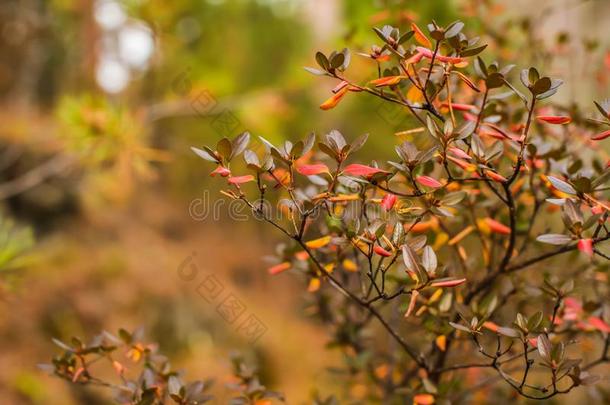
top-left (297, 163), bottom-right (330, 176)
top-left (228, 175), bottom-right (254, 184)
top-left (370, 75), bottom-right (404, 87)
top-left (373, 245), bottom-right (393, 257)
top-left (320, 86), bottom-right (349, 110)
top-left (485, 218), bottom-right (511, 235)
top-left (435, 335), bottom-right (447, 351)
top-left (413, 393), bottom-right (435, 405)
top-left (411, 23), bottom-right (431, 48)
top-left (407, 85), bottom-right (425, 103)
top-left (484, 169), bottom-right (507, 183)
top-left (268, 262), bottom-right (291, 275)
top-left (483, 321), bottom-right (499, 333)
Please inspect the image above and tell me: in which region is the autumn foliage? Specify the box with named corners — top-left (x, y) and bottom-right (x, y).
top-left (47, 12), bottom-right (610, 405)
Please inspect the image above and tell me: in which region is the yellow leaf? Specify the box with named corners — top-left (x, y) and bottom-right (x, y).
top-left (428, 288), bottom-right (443, 304)
top-left (432, 232), bottom-right (449, 249)
top-left (329, 194), bottom-right (360, 202)
top-left (448, 225), bottom-right (474, 246)
top-left (407, 85), bottom-right (425, 103)
top-left (305, 235), bottom-right (331, 249)
top-left (324, 263), bottom-right (335, 274)
top-left (308, 277), bottom-right (321, 292)
top-left (342, 259), bottom-right (358, 272)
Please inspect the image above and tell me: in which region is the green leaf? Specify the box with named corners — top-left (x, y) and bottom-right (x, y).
top-left (536, 234), bottom-right (572, 245)
top-left (449, 322), bottom-right (471, 333)
top-left (216, 138), bottom-right (232, 160)
top-left (373, 27), bottom-right (389, 43)
top-left (594, 100), bottom-right (609, 118)
top-left (461, 44), bottom-right (488, 57)
top-left (191, 147), bottom-right (218, 163)
top-left (537, 334), bottom-right (552, 361)
top-left (444, 21), bottom-right (464, 38)
top-left (485, 72), bottom-right (504, 89)
top-left (532, 77), bottom-right (552, 95)
top-left (547, 176), bottom-right (577, 194)
top-left (304, 66), bottom-right (326, 76)
top-left (528, 311), bottom-right (544, 331)
top-left (330, 52), bottom-right (345, 69)
top-left (528, 67), bottom-right (540, 85)
top-left (398, 30), bottom-right (414, 44)
top-left (422, 246), bottom-right (437, 274)
top-left (230, 131), bottom-right (250, 160)
top-left (315, 51), bottom-right (329, 70)
top-left (497, 326), bottom-right (521, 338)
top-left (474, 56), bottom-right (487, 78)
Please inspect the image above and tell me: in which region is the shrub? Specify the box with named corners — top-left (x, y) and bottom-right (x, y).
top-left (49, 15), bottom-right (610, 405)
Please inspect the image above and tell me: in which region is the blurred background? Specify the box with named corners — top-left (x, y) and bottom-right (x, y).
top-left (0, 0), bottom-right (609, 403)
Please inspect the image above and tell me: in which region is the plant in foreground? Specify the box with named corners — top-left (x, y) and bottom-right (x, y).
top-left (40, 328), bottom-right (283, 404)
top-left (190, 18), bottom-right (610, 403)
top-left (47, 16), bottom-right (610, 405)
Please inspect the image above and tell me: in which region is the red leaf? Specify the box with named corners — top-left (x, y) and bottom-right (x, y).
top-left (441, 102), bottom-right (475, 111)
top-left (228, 175), bottom-right (254, 184)
top-left (297, 163), bottom-right (330, 176)
top-left (210, 166), bottom-right (231, 177)
top-left (430, 278), bottom-right (466, 288)
top-left (485, 218), bottom-right (511, 235)
top-left (373, 245), bottom-right (393, 257)
top-left (577, 238), bottom-right (593, 256)
top-left (536, 115), bottom-right (572, 125)
top-left (447, 155), bottom-right (472, 170)
top-left (588, 316), bottom-right (610, 333)
top-left (381, 193), bottom-right (397, 211)
top-left (462, 112), bottom-right (478, 122)
top-left (343, 164), bottom-right (387, 177)
top-left (405, 51), bottom-right (425, 64)
top-left (332, 80), bottom-right (349, 93)
top-left (404, 290), bottom-right (419, 318)
top-left (416, 46), bottom-right (463, 64)
top-left (448, 147), bottom-right (472, 160)
top-left (416, 175), bottom-right (443, 188)
top-left (592, 129), bottom-right (610, 141)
